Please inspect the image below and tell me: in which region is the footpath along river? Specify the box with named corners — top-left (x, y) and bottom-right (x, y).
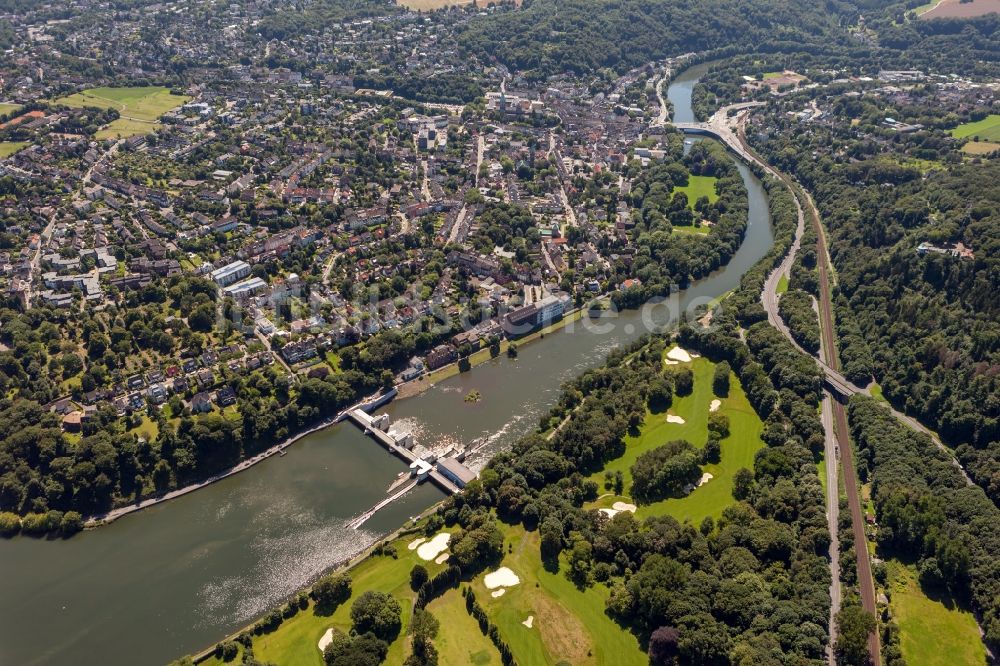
top-left (0, 64), bottom-right (773, 666)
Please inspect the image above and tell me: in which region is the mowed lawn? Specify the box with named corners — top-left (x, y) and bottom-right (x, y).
top-left (950, 114), bottom-right (1000, 142)
top-left (674, 175), bottom-right (719, 208)
top-left (55, 86), bottom-right (190, 140)
top-left (470, 525), bottom-right (646, 666)
top-left (0, 102), bottom-right (22, 116)
top-left (887, 561), bottom-right (987, 666)
top-left (587, 352), bottom-right (764, 524)
top-left (0, 141), bottom-right (28, 158)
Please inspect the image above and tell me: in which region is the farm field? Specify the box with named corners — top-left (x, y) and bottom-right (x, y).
top-left (950, 114), bottom-right (1000, 142)
top-left (886, 561), bottom-right (987, 666)
top-left (0, 141), bottom-right (28, 158)
top-left (397, 0), bottom-right (473, 8)
top-left (962, 141), bottom-right (1000, 156)
top-left (54, 86), bottom-right (190, 139)
top-left (587, 352), bottom-right (765, 524)
top-left (921, 0), bottom-right (1000, 18)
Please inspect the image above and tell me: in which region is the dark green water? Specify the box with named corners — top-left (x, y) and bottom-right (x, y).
top-left (0, 66), bottom-right (772, 666)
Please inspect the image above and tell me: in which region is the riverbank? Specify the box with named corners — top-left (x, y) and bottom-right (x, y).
top-left (397, 304), bottom-right (593, 399)
top-left (82, 390), bottom-right (393, 529)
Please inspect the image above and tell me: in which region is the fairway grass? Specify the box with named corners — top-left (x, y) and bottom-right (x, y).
top-left (426, 589), bottom-right (502, 665)
top-left (587, 354), bottom-right (764, 524)
top-left (472, 526), bottom-right (646, 666)
top-left (950, 114), bottom-right (1000, 142)
top-left (55, 86), bottom-right (189, 139)
top-left (887, 561), bottom-right (987, 666)
top-left (251, 531), bottom-right (441, 665)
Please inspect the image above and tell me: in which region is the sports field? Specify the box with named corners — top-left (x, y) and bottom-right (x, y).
top-left (950, 114), bottom-right (1000, 142)
top-left (54, 86), bottom-right (190, 140)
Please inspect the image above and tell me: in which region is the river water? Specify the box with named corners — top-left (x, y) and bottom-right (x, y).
top-left (0, 66), bottom-right (772, 666)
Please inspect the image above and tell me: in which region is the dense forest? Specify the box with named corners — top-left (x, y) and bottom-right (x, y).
top-left (457, 0), bottom-right (852, 81)
top-left (849, 396), bottom-right (1000, 653)
top-left (752, 100), bottom-right (1000, 507)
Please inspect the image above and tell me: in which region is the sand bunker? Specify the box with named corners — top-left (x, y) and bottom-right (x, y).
top-left (664, 359), bottom-right (679, 366)
top-left (698, 472), bottom-right (714, 487)
top-left (612, 501), bottom-right (637, 513)
top-left (417, 533), bottom-right (450, 561)
top-left (522, 615), bottom-right (534, 628)
top-left (599, 508), bottom-right (619, 518)
top-left (709, 399), bottom-right (721, 413)
top-left (484, 567), bottom-right (521, 589)
top-left (435, 553), bottom-right (449, 564)
top-left (666, 347), bottom-right (692, 363)
top-left (318, 628), bottom-right (335, 652)
top-left (491, 589), bottom-right (506, 598)
top-left (666, 414), bottom-right (686, 424)
top-left (408, 537), bottom-right (426, 551)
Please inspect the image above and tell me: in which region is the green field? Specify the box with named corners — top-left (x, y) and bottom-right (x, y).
top-left (55, 86), bottom-right (190, 139)
top-left (674, 175), bottom-right (719, 209)
top-left (777, 274), bottom-right (789, 294)
top-left (887, 561), bottom-right (987, 666)
top-left (587, 352), bottom-right (764, 524)
top-left (0, 141), bottom-right (28, 158)
top-left (0, 102), bottom-right (22, 117)
top-left (950, 115), bottom-right (1000, 142)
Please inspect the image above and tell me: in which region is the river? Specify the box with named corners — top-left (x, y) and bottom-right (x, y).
top-left (0, 65), bottom-right (772, 666)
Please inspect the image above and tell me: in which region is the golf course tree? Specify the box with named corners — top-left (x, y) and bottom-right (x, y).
top-left (404, 608), bottom-right (440, 666)
top-left (322, 629), bottom-right (389, 666)
top-left (629, 439), bottom-right (702, 502)
top-left (310, 572), bottom-right (351, 613)
top-left (350, 590), bottom-right (402, 642)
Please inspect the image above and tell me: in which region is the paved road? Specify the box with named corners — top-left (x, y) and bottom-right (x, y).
top-left (821, 393), bottom-right (842, 666)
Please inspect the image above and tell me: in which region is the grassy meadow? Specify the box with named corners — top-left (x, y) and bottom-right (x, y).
top-left (886, 561), bottom-right (987, 666)
top-left (55, 86), bottom-right (190, 139)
